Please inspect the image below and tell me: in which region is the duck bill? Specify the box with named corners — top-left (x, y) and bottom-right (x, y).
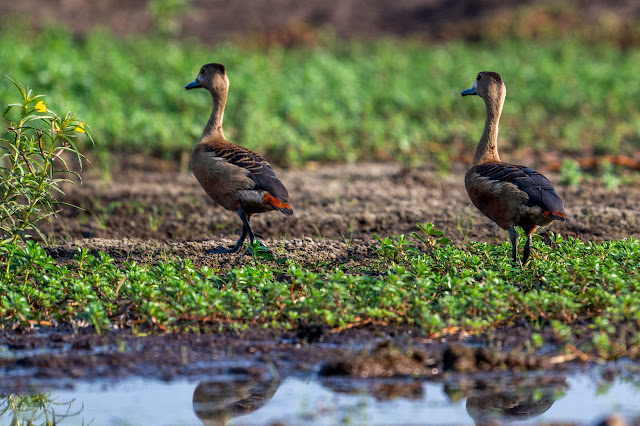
top-left (185, 79), bottom-right (202, 90)
top-left (461, 86), bottom-right (477, 96)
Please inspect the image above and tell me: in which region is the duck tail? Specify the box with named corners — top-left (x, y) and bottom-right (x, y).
top-left (263, 192), bottom-right (294, 215)
top-left (544, 210), bottom-right (569, 222)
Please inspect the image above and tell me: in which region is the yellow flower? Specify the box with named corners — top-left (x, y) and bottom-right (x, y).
top-left (35, 100), bottom-right (46, 112)
top-left (74, 122), bottom-right (86, 133)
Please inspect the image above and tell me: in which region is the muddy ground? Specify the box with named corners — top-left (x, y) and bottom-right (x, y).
top-left (0, 321), bottom-right (631, 394)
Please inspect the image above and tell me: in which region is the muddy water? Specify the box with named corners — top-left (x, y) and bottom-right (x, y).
top-left (3, 367), bottom-right (638, 425)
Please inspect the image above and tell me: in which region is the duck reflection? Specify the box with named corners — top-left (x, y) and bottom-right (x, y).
top-left (192, 369), bottom-right (281, 426)
top-left (457, 377), bottom-right (568, 425)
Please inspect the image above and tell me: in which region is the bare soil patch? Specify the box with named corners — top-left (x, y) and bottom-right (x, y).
top-left (43, 157), bottom-right (640, 271)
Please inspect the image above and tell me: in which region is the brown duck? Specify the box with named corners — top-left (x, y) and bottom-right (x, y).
top-left (186, 63), bottom-right (293, 254)
top-left (461, 71), bottom-right (568, 263)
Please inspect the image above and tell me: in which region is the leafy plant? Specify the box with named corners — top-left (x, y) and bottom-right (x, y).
top-left (373, 234), bottom-right (415, 265)
top-left (247, 239), bottom-right (278, 262)
top-left (559, 158), bottom-right (583, 187)
top-left (413, 222), bottom-right (451, 249)
top-left (1, 232), bottom-right (639, 359)
top-left (599, 160), bottom-right (623, 189)
top-left (0, 77), bottom-right (91, 243)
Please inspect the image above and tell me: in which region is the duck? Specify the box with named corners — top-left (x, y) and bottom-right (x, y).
top-left (186, 63), bottom-right (293, 254)
top-left (461, 71), bottom-right (568, 263)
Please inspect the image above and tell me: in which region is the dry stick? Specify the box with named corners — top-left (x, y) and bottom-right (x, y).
top-left (115, 276), bottom-right (127, 297)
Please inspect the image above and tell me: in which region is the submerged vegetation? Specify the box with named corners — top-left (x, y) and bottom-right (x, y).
top-left (1, 227), bottom-right (639, 359)
top-left (0, 25), bottom-right (639, 167)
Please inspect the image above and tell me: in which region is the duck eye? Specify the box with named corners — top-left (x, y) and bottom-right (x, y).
top-left (476, 75), bottom-right (481, 81)
top-left (200, 69), bottom-right (205, 75)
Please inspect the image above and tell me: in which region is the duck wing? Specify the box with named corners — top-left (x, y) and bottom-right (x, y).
top-left (474, 163), bottom-right (568, 220)
top-left (203, 142), bottom-right (293, 213)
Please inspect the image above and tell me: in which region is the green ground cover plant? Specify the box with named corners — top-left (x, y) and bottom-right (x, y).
top-left (1, 25), bottom-right (639, 167)
top-left (1, 228), bottom-right (638, 358)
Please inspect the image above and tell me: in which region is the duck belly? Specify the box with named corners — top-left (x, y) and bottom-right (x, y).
top-left (191, 148), bottom-right (254, 212)
top-left (465, 172), bottom-right (527, 230)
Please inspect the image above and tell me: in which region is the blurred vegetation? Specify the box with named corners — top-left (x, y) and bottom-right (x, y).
top-left (1, 24), bottom-right (639, 168)
top-left (148, 0), bottom-right (192, 37)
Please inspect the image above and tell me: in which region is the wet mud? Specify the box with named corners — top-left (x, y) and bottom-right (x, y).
top-left (1, 321), bottom-right (637, 393)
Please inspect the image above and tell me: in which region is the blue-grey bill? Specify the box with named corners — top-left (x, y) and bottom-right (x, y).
top-left (461, 86), bottom-right (476, 96)
top-left (185, 80), bottom-right (202, 90)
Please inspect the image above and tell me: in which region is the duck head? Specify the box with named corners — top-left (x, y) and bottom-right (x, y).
top-left (185, 63), bottom-right (229, 96)
top-left (461, 71), bottom-right (506, 113)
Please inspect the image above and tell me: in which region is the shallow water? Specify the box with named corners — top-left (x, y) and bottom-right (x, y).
top-left (2, 368), bottom-right (639, 425)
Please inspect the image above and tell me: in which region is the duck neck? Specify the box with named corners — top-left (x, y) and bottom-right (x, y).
top-left (202, 91), bottom-right (226, 140)
top-left (472, 98), bottom-right (503, 166)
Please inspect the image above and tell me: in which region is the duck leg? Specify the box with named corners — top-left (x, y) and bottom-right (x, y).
top-left (521, 226), bottom-right (539, 264)
top-left (241, 209), bottom-right (256, 244)
top-left (522, 234), bottom-right (532, 264)
top-left (508, 226), bottom-right (519, 263)
top-left (205, 209), bottom-right (270, 256)
top-left (206, 208), bottom-right (252, 254)
top-left (238, 209), bottom-right (272, 256)
top-left (205, 224), bottom-right (247, 254)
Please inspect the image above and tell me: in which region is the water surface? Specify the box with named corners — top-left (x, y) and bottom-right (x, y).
top-left (2, 367), bottom-right (639, 425)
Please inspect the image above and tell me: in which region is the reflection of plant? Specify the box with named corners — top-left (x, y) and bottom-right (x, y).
top-left (1, 77), bottom-right (91, 244)
top-left (0, 393), bottom-right (85, 425)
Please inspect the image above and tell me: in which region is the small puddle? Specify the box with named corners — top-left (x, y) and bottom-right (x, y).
top-left (2, 367), bottom-right (639, 425)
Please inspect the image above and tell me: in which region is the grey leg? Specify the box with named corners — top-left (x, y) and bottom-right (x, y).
top-left (239, 209), bottom-right (256, 243)
top-left (238, 209), bottom-right (270, 256)
top-left (205, 224), bottom-right (247, 254)
top-left (522, 234), bottom-right (532, 264)
top-left (205, 208), bottom-right (254, 255)
top-left (508, 226), bottom-right (519, 263)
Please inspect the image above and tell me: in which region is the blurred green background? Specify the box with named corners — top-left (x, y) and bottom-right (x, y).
top-left (1, 0), bottom-right (639, 168)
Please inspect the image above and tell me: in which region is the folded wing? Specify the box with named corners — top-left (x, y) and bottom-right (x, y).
top-left (474, 163), bottom-right (568, 220)
top-left (203, 142), bottom-right (293, 214)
